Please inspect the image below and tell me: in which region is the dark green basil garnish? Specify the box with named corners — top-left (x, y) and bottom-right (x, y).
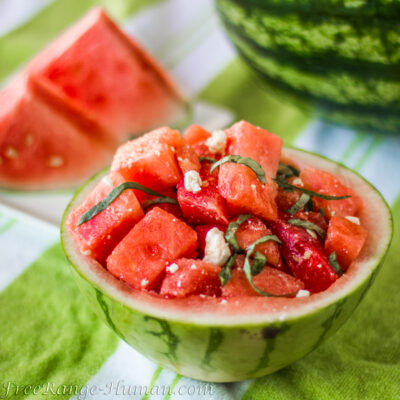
top-left (219, 254), bottom-right (236, 286)
top-left (287, 218), bottom-right (326, 240)
top-left (329, 252), bottom-right (344, 276)
top-left (224, 214), bottom-right (252, 254)
top-left (286, 193), bottom-right (313, 215)
top-left (199, 156), bottom-right (217, 163)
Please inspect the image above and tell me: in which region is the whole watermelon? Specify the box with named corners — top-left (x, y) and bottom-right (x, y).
top-left (216, 0), bottom-right (400, 133)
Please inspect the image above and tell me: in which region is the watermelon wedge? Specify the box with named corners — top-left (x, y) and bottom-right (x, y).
top-left (0, 8), bottom-right (186, 189)
top-left (61, 147), bottom-right (392, 382)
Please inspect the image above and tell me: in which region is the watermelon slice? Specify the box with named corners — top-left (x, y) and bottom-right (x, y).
top-left (325, 216), bottom-right (368, 269)
top-left (0, 8), bottom-right (186, 189)
top-left (106, 207), bottom-right (197, 291)
top-left (218, 163), bottom-right (278, 221)
top-left (61, 146), bottom-right (392, 382)
top-left (160, 259), bottom-right (221, 298)
top-left (66, 171), bottom-right (143, 263)
top-left (226, 120), bottom-right (282, 178)
top-left (176, 145), bottom-right (201, 174)
top-left (28, 7), bottom-right (186, 141)
top-left (182, 124), bottom-right (216, 158)
top-left (0, 76), bottom-right (112, 189)
top-left (222, 264), bottom-right (304, 297)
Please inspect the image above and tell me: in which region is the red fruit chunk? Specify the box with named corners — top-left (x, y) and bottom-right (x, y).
top-left (160, 259), bottom-right (221, 298)
top-left (235, 217), bottom-right (283, 268)
top-left (300, 168), bottom-right (362, 218)
top-left (195, 224), bottom-right (227, 258)
top-left (144, 202), bottom-right (183, 220)
top-left (182, 124), bottom-right (215, 158)
top-left (176, 145), bottom-right (201, 174)
top-left (66, 172), bottom-right (144, 263)
top-left (270, 220), bottom-right (337, 293)
top-left (280, 210), bottom-right (328, 232)
top-left (222, 265), bottom-right (304, 297)
top-left (107, 207), bottom-right (197, 290)
top-left (177, 164), bottom-right (230, 225)
top-left (111, 127), bottom-right (182, 190)
top-left (226, 120), bottom-right (282, 178)
top-left (325, 216), bottom-right (368, 269)
top-left (218, 163), bottom-right (278, 221)
top-left (276, 176), bottom-right (302, 212)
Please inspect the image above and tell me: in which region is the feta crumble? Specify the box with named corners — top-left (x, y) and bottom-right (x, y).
top-left (101, 175), bottom-right (113, 187)
top-left (184, 170), bottom-right (202, 193)
top-left (166, 263), bottom-right (179, 273)
top-left (303, 249), bottom-right (312, 260)
top-left (203, 228), bottom-right (231, 266)
top-left (345, 216), bottom-right (360, 225)
top-left (292, 177), bottom-right (304, 187)
top-left (205, 129), bottom-right (227, 154)
top-left (141, 279), bottom-right (149, 287)
top-left (296, 289), bottom-right (310, 298)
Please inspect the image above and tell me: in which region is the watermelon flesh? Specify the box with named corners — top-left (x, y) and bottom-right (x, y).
top-left (28, 7), bottom-right (185, 141)
top-left (65, 171), bottom-right (143, 263)
top-left (226, 120), bottom-right (283, 178)
top-left (0, 8), bottom-right (185, 189)
top-left (107, 207), bottom-right (198, 291)
top-left (160, 259), bottom-right (221, 298)
top-left (176, 145), bottom-right (201, 174)
top-left (182, 124), bottom-right (216, 158)
top-left (325, 216), bottom-right (368, 269)
top-left (0, 76), bottom-right (112, 189)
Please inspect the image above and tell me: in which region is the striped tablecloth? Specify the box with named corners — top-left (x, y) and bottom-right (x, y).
top-left (0, 1), bottom-right (399, 399)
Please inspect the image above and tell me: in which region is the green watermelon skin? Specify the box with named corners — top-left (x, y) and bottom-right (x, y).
top-left (216, 0), bottom-right (400, 133)
top-left (61, 149), bottom-right (392, 382)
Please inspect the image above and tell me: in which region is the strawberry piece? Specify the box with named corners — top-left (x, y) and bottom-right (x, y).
top-left (270, 220), bottom-right (337, 293)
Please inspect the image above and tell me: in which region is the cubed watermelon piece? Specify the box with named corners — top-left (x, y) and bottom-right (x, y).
top-left (177, 164), bottom-right (230, 225)
top-left (111, 127), bottom-right (182, 190)
top-left (160, 258), bottom-right (221, 298)
top-left (182, 124), bottom-right (216, 158)
top-left (226, 120), bottom-right (282, 178)
top-left (218, 163), bottom-right (278, 221)
top-left (235, 217), bottom-right (283, 268)
top-left (270, 220), bottom-right (337, 293)
top-left (144, 200), bottom-right (183, 220)
top-left (276, 176), bottom-right (302, 212)
top-left (300, 168), bottom-right (362, 218)
top-left (222, 264), bottom-right (304, 297)
top-left (66, 171), bottom-right (144, 263)
top-left (325, 216), bottom-right (368, 270)
top-left (176, 145), bottom-right (201, 174)
top-left (28, 8), bottom-right (185, 140)
top-left (107, 207), bottom-right (198, 290)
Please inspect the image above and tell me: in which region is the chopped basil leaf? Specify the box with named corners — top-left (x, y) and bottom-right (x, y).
top-left (210, 155), bottom-right (267, 184)
top-left (286, 193), bottom-right (312, 215)
top-left (219, 254), bottom-right (236, 286)
top-left (142, 197), bottom-right (179, 210)
top-left (251, 251), bottom-right (267, 276)
top-left (277, 162), bottom-right (300, 179)
top-left (224, 214), bottom-right (252, 253)
top-left (329, 252), bottom-right (344, 276)
top-left (275, 178), bottom-right (351, 200)
top-left (318, 208), bottom-right (325, 218)
top-left (78, 182), bottom-right (177, 226)
top-left (199, 156), bottom-right (217, 163)
top-left (287, 218), bottom-right (326, 240)
top-left (242, 235), bottom-right (299, 297)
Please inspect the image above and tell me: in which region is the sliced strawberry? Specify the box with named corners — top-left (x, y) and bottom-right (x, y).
top-left (270, 220), bottom-right (337, 293)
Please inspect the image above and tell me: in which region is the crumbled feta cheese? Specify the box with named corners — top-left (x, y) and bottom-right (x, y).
top-left (101, 175), bottom-right (113, 187)
top-left (220, 299), bottom-right (227, 304)
top-left (184, 170), bottom-right (202, 193)
top-left (82, 250), bottom-right (91, 256)
top-left (251, 184), bottom-right (257, 191)
top-left (317, 264), bottom-right (322, 269)
top-left (306, 229), bottom-right (317, 239)
top-left (177, 156), bottom-right (183, 162)
top-left (303, 249), bottom-right (312, 260)
top-left (155, 150), bottom-right (161, 156)
top-left (345, 216), bottom-right (360, 225)
top-left (190, 264), bottom-right (197, 270)
top-left (331, 211), bottom-right (336, 216)
top-left (296, 289), bottom-right (310, 298)
top-left (203, 228), bottom-right (231, 266)
top-left (166, 263), bottom-right (179, 273)
top-left (177, 281), bottom-right (182, 288)
top-left (205, 129), bottom-right (227, 154)
top-left (141, 279), bottom-right (149, 287)
top-left (292, 177), bottom-right (304, 187)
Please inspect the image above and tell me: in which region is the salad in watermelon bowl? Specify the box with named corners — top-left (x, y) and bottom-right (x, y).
top-left (61, 120), bottom-right (392, 382)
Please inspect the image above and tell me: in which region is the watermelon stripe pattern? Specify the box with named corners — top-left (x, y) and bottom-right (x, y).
top-left (0, 0), bottom-right (400, 398)
top-left (216, 0), bottom-right (400, 133)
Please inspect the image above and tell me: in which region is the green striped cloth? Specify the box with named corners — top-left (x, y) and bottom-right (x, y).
top-left (0, 1), bottom-right (399, 399)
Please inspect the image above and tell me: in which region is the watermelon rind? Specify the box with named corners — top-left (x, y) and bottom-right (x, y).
top-left (60, 149), bottom-right (392, 382)
top-left (216, 0), bottom-right (400, 133)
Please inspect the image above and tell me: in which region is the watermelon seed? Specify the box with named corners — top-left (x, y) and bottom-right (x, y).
top-left (4, 146), bottom-right (18, 159)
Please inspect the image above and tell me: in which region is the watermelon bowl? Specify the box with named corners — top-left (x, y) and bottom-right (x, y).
top-left (60, 147), bottom-right (392, 382)
top-left (216, 0), bottom-right (400, 133)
